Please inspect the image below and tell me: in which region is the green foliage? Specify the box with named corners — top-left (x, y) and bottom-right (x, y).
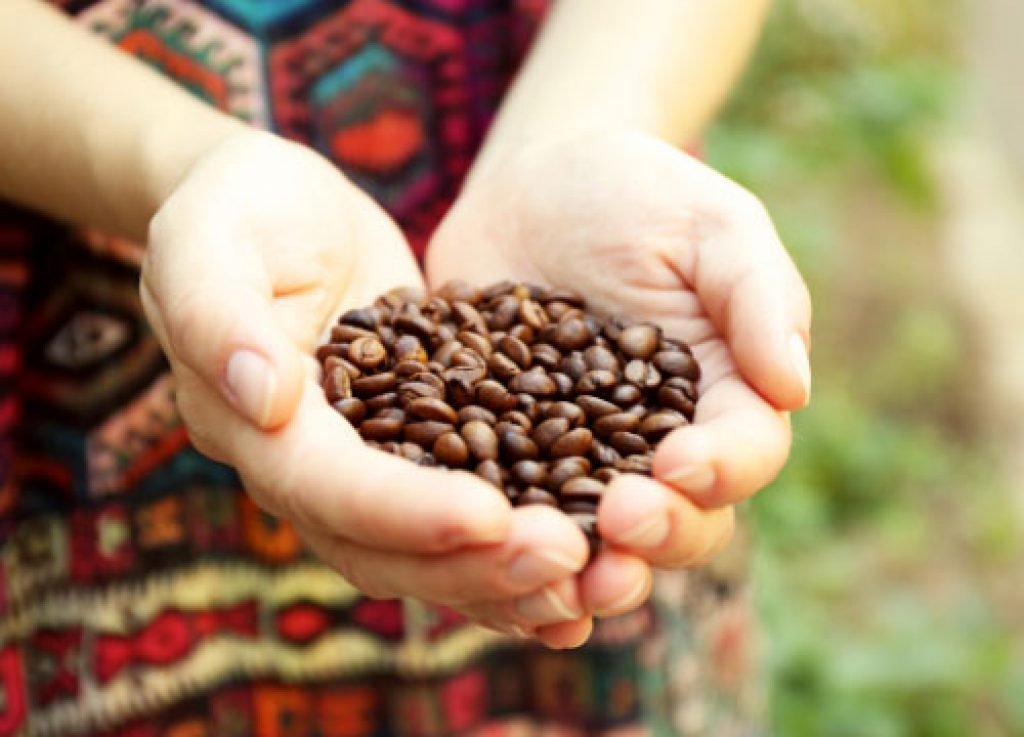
top-left (706, 0), bottom-right (1024, 734)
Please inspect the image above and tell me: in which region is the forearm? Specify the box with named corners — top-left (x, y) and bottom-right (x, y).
top-left (475, 0), bottom-right (770, 172)
top-left (0, 0), bottom-right (245, 240)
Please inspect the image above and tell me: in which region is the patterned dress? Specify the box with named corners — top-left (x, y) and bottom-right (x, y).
top-left (0, 1), bottom-right (758, 735)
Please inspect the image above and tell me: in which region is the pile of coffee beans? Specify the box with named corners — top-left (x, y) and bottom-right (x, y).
top-left (317, 281), bottom-right (699, 555)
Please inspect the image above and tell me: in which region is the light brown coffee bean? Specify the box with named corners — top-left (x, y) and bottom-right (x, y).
top-left (360, 416), bottom-right (403, 442)
top-left (500, 431), bottom-right (540, 462)
top-left (339, 307), bottom-right (379, 331)
top-left (547, 401), bottom-right (586, 427)
top-left (488, 295), bottom-right (520, 330)
top-left (323, 364), bottom-right (352, 402)
top-left (475, 459), bottom-right (504, 488)
top-left (394, 334), bottom-right (427, 363)
top-left (519, 299), bottom-right (549, 329)
top-left (500, 410), bottom-right (533, 432)
top-left (583, 345), bottom-right (618, 372)
top-left (561, 351), bottom-right (588, 380)
top-left (593, 467), bottom-right (619, 484)
top-left (332, 397), bottom-right (365, 425)
top-left (458, 405), bottom-right (497, 425)
top-left (531, 343), bottom-right (562, 370)
top-left (451, 301), bottom-right (488, 334)
top-left (434, 432), bottom-right (470, 467)
top-left (477, 380), bottom-right (518, 412)
top-left (618, 324), bottom-right (660, 360)
top-left (439, 280), bottom-right (484, 305)
top-left (509, 370), bottom-right (557, 397)
top-left (487, 352), bottom-right (520, 381)
top-left (533, 417), bottom-right (571, 452)
top-left (457, 330), bottom-right (493, 358)
top-left (551, 372), bottom-right (574, 397)
top-left (512, 460), bottom-right (548, 487)
top-left (406, 397), bottom-right (458, 424)
top-left (404, 421), bottom-right (454, 447)
top-left (610, 383), bottom-right (643, 407)
top-left (348, 335), bottom-right (387, 370)
top-left (555, 318), bottom-right (591, 351)
top-left (462, 420), bottom-right (499, 461)
top-left (499, 335), bottom-right (532, 369)
top-left (399, 442), bottom-right (425, 462)
top-left (365, 392), bottom-right (398, 414)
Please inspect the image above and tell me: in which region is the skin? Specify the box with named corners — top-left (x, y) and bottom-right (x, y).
top-left (0, 0), bottom-right (807, 649)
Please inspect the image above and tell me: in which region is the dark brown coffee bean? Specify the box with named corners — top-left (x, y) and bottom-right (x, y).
top-left (517, 487), bottom-right (558, 507)
top-left (512, 460), bottom-right (548, 487)
top-left (516, 393), bottom-right (541, 424)
top-left (433, 431), bottom-right (469, 467)
top-left (374, 407), bottom-right (406, 422)
top-left (422, 296), bottom-right (453, 323)
top-left (395, 359), bottom-right (427, 378)
top-left (561, 351), bottom-right (588, 380)
top-left (404, 421), bottom-right (454, 447)
top-left (576, 395), bottom-right (619, 419)
top-left (547, 401), bottom-right (586, 427)
top-left (487, 352), bottom-right (520, 381)
top-left (542, 286), bottom-right (585, 306)
top-left (394, 334), bottom-right (427, 363)
top-left (327, 355), bottom-right (363, 381)
top-left (567, 511), bottom-right (600, 558)
top-left (610, 383), bottom-right (643, 407)
top-left (347, 335), bottom-right (386, 370)
top-left (626, 403), bottom-right (648, 417)
top-left (537, 323), bottom-right (560, 345)
top-left (618, 324), bottom-right (660, 359)
top-left (509, 324), bottom-right (536, 344)
top-left (593, 412), bottom-right (641, 438)
top-left (499, 335), bottom-right (532, 369)
top-left (360, 416), bottom-right (402, 442)
top-left (315, 343), bottom-right (347, 363)
top-left (617, 454), bottom-right (654, 474)
top-left (377, 325), bottom-right (397, 350)
top-left (375, 292), bottom-right (403, 313)
top-left (477, 380), bottom-right (518, 412)
top-left (461, 420), bottom-right (499, 461)
top-left (532, 417), bottom-right (570, 452)
top-left (323, 364), bottom-right (352, 402)
top-left (352, 372), bottom-right (397, 398)
top-left (550, 427), bottom-right (594, 458)
top-left (500, 410), bottom-right (533, 432)
top-left (458, 405), bottom-right (496, 425)
top-left (500, 431), bottom-right (539, 462)
top-left (543, 300), bottom-right (573, 320)
top-left (580, 369), bottom-right (618, 393)
top-left (339, 307), bottom-right (380, 331)
top-left (387, 285), bottom-right (426, 306)
top-left (432, 340), bottom-right (462, 367)
top-left (593, 467), bottom-right (619, 484)
top-left (451, 348), bottom-right (487, 369)
top-left (639, 410), bottom-right (687, 442)
top-left (417, 453), bottom-right (438, 467)
top-left (398, 381), bottom-right (442, 406)
top-left (414, 372), bottom-right (445, 393)
top-left (442, 371), bottom-right (477, 408)
top-left (623, 359), bottom-right (647, 386)
top-left (519, 299), bottom-right (549, 329)
top-left (548, 456), bottom-right (591, 492)
top-left (457, 330), bottom-right (493, 358)
top-left (439, 280), bottom-right (483, 305)
top-left (394, 312), bottom-right (436, 342)
top-left (609, 431), bottom-right (649, 456)
top-left (482, 280), bottom-right (516, 300)
top-left (399, 442), bottom-right (425, 462)
top-left (451, 301), bottom-right (488, 334)
top-left (406, 397), bottom-right (458, 424)
top-left (509, 370), bottom-right (557, 397)
top-left (653, 350), bottom-right (700, 380)
top-left (332, 397), bottom-right (366, 425)
top-left (561, 476), bottom-right (605, 500)
top-left (331, 324), bottom-right (375, 343)
top-left (365, 392), bottom-right (398, 414)
top-left (531, 343), bottom-right (562, 370)
top-left (380, 441), bottom-right (402, 454)
top-left (591, 439), bottom-right (622, 467)
top-left (584, 345), bottom-right (619, 372)
top-left (551, 373), bottom-right (574, 397)
top-left (494, 420), bottom-right (527, 438)
top-left (475, 459), bottom-right (504, 488)
top-left (488, 295), bottom-right (520, 330)
top-left (555, 318), bottom-right (591, 351)
top-left (561, 500), bottom-right (599, 515)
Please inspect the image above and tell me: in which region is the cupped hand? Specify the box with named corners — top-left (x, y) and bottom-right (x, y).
top-left (141, 130), bottom-right (591, 644)
top-left (427, 130), bottom-right (812, 635)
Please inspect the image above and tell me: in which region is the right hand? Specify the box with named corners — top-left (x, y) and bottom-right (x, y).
top-left (141, 130), bottom-right (592, 646)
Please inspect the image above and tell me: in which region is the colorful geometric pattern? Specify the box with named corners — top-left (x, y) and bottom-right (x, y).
top-left (0, 2), bottom-right (759, 735)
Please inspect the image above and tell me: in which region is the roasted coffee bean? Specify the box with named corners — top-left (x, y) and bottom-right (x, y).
top-left (352, 372), bottom-right (397, 398)
top-left (653, 350), bottom-right (699, 380)
top-left (531, 343), bottom-right (562, 370)
top-left (439, 280), bottom-right (483, 305)
top-left (584, 345), bottom-right (619, 372)
top-left (551, 372), bottom-right (574, 398)
top-left (414, 372), bottom-right (445, 393)
top-left (500, 410), bottom-right (533, 432)
top-left (555, 317), bottom-right (591, 351)
top-left (399, 442), bottom-right (425, 462)
top-left (548, 456), bottom-right (591, 492)
top-left (639, 410), bottom-right (687, 442)
top-left (547, 401), bottom-right (586, 427)
top-left (617, 454), bottom-right (654, 474)
top-left (561, 351), bottom-right (588, 380)
top-left (517, 487), bottom-right (558, 507)
top-left (394, 335), bottom-right (427, 363)
top-left (512, 460), bottom-right (548, 487)
top-left (365, 392), bottom-right (398, 414)
top-left (451, 301), bottom-right (488, 334)
top-left (315, 343), bottom-right (348, 363)
top-left (378, 325), bottom-right (397, 349)
top-left (477, 380), bottom-right (518, 412)
top-left (567, 511), bottom-right (600, 558)
top-left (348, 335), bottom-right (387, 370)
top-left (398, 381), bottom-right (442, 406)
top-left (457, 330), bottom-right (493, 358)
top-left (550, 427), bottom-right (594, 458)
top-left (609, 431), bottom-right (649, 456)
top-left (404, 421), bottom-right (454, 447)
top-left (591, 439), bottom-right (622, 467)
top-left (593, 467), bottom-right (619, 484)
top-left (519, 299), bottom-right (549, 329)
top-left (482, 280), bottom-right (516, 300)
top-left (542, 286), bottom-right (585, 306)
top-left (333, 397), bottom-right (366, 425)
top-left (593, 412), bottom-right (641, 438)
top-left (406, 397), bottom-right (458, 424)
top-left (500, 431), bottom-right (540, 462)
top-left (610, 383), bottom-right (642, 407)
top-left (461, 420), bottom-right (499, 461)
top-left (395, 359), bottom-right (428, 378)
top-left (323, 364), bottom-right (352, 402)
top-left (451, 347), bottom-right (487, 369)
top-left (543, 300), bottom-right (573, 320)
top-left (658, 385), bottom-right (695, 418)
top-left (434, 431), bottom-right (469, 467)
top-left (331, 324), bottom-right (375, 344)
top-left (433, 340), bottom-right (462, 367)
top-left (423, 296), bottom-right (453, 323)
top-left (576, 395), bottom-right (619, 419)
top-left (509, 369), bottom-right (557, 397)
top-left (537, 323), bottom-right (560, 345)
top-left (509, 324), bottom-right (535, 344)
top-left (475, 459), bottom-right (504, 488)
top-left (577, 369), bottom-right (617, 394)
top-left (499, 335), bottom-right (532, 369)
top-left (488, 295), bottom-right (520, 330)
top-left (394, 312), bottom-right (436, 342)
top-left (514, 393), bottom-right (540, 423)
top-left (618, 324), bottom-right (660, 360)
top-left (561, 476), bottom-right (605, 500)
top-left (494, 420), bottom-right (528, 438)
top-left (532, 417), bottom-right (570, 452)
top-left (375, 407), bottom-right (406, 422)
top-left (487, 352), bottom-right (520, 381)
top-left (340, 307), bottom-right (380, 331)
top-left (360, 416), bottom-right (403, 442)
top-left (458, 405), bottom-right (496, 425)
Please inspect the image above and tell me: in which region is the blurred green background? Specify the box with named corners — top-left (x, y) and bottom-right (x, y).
top-left (705, 0), bottom-right (1024, 734)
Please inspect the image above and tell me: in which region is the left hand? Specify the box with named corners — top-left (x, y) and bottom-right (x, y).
top-left (427, 130), bottom-right (812, 643)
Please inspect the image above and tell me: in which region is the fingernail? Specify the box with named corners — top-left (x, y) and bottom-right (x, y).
top-left (505, 548), bottom-right (582, 587)
top-left (663, 464), bottom-right (715, 495)
top-left (594, 575), bottom-right (649, 618)
top-left (789, 334), bottom-right (811, 401)
top-left (515, 586), bottom-right (582, 624)
top-left (614, 514), bottom-right (670, 549)
top-left (225, 349), bottom-right (276, 426)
